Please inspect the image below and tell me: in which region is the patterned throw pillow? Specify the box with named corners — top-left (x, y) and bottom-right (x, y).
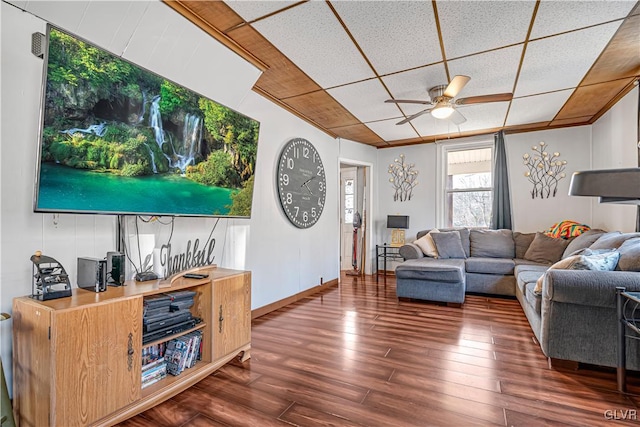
top-left (534, 250), bottom-right (620, 294)
top-left (545, 220), bottom-right (591, 239)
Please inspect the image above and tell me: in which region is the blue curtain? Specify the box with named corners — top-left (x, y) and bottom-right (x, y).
top-left (491, 130), bottom-right (512, 230)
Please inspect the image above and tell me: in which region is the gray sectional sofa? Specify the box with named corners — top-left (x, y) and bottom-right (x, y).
top-left (397, 228), bottom-right (640, 370)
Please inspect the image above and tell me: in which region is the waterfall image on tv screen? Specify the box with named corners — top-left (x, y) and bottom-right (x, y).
top-left (34, 26), bottom-right (260, 217)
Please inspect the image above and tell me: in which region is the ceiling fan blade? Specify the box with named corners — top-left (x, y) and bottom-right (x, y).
top-left (385, 99), bottom-right (432, 105)
top-left (444, 75), bottom-right (471, 98)
top-left (455, 93), bottom-right (513, 105)
top-left (396, 108), bottom-right (432, 125)
top-left (449, 109), bottom-right (466, 125)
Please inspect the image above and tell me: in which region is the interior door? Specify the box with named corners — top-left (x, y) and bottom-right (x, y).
top-left (341, 167), bottom-right (357, 270)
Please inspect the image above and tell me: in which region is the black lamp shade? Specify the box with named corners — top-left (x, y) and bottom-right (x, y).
top-left (569, 168), bottom-right (640, 204)
top-left (387, 215), bottom-right (409, 229)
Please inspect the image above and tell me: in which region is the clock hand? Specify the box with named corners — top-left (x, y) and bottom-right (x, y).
top-left (304, 182), bottom-right (314, 195)
top-left (300, 176), bottom-right (316, 187)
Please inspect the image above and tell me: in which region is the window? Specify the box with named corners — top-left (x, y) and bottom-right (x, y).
top-left (441, 145), bottom-right (493, 228)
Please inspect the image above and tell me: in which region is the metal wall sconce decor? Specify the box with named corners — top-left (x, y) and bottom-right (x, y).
top-left (523, 141), bottom-right (567, 199)
top-left (388, 154), bottom-right (418, 201)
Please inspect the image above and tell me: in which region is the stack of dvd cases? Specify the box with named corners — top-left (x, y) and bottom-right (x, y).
top-left (142, 291), bottom-right (198, 344)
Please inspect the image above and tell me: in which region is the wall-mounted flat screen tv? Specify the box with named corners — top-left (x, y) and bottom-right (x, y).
top-left (34, 25), bottom-right (260, 217)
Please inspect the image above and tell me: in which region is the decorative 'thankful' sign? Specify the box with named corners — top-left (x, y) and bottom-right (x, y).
top-left (159, 238), bottom-right (216, 277)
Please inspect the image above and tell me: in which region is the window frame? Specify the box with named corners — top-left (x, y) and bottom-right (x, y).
top-left (436, 139), bottom-right (494, 228)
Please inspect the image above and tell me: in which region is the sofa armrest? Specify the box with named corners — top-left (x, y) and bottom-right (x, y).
top-left (399, 243), bottom-right (424, 260)
top-left (539, 269), bottom-right (640, 369)
top-left (543, 269), bottom-right (640, 308)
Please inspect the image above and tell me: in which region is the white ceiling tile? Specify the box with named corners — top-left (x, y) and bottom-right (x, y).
top-left (327, 79), bottom-right (401, 123)
top-left (381, 63), bottom-right (448, 115)
top-left (5, 1), bottom-right (28, 9)
top-left (410, 113), bottom-right (461, 138)
top-left (77, 1), bottom-right (148, 56)
top-left (448, 45), bottom-right (523, 99)
top-left (25, 1), bottom-right (90, 32)
top-left (365, 118), bottom-right (421, 142)
top-left (252, 1), bottom-right (374, 88)
top-left (515, 21), bottom-right (621, 97)
top-left (506, 89), bottom-right (573, 126)
top-left (331, 1), bottom-right (441, 75)
top-left (438, 1), bottom-right (536, 59)
top-left (224, 1), bottom-right (299, 23)
top-left (531, 0), bottom-right (635, 39)
top-left (456, 102), bottom-right (510, 132)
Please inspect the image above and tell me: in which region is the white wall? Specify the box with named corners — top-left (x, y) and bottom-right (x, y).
top-left (0, 0), bottom-right (344, 395)
top-left (376, 143), bottom-right (437, 241)
top-left (506, 127), bottom-right (593, 232)
top-left (591, 86), bottom-right (639, 232)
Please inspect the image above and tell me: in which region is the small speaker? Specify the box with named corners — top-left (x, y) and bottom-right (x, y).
top-left (31, 32), bottom-right (46, 58)
top-left (107, 252), bottom-right (125, 286)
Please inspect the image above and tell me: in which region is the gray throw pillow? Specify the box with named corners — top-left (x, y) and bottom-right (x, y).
top-left (617, 237), bottom-right (640, 271)
top-left (524, 232), bottom-right (570, 264)
top-left (562, 229), bottom-right (606, 259)
top-left (513, 232), bottom-right (536, 259)
top-left (573, 250), bottom-right (620, 271)
top-left (469, 229), bottom-right (515, 258)
top-left (431, 231), bottom-right (467, 259)
top-left (589, 231), bottom-right (640, 250)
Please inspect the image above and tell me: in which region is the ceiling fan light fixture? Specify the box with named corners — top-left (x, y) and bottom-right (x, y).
top-left (431, 102), bottom-right (454, 119)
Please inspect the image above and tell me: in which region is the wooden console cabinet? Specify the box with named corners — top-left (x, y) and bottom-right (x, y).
top-left (12, 267), bottom-right (250, 426)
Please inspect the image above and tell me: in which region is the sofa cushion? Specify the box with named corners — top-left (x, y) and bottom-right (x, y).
top-left (469, 229), bottom-right (515, 258)
top-left (414, 229), bottom-right (439, 257)
top-left (431, 231), bottom-right (466, 259)
top-left (590, 231), bottom-right (640, 250)
top-left (513, 232), bottom-right (536, 259)
top-left (524, 232), bottom-right (570, 264)
top-left (465, 257), bottom-right (514, 275)
top-left (395, 258), bottom-right (465, 282)
top-left (617, 237), bottom-right (640, 271)
top-left (562, 229), bottom-right (606, 259)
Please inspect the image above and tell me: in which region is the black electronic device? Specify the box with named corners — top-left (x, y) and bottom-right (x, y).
top-left (77, 257), bottom-right (107, 292)
top-left (144, 310), bottom-right (193, 333)
top-left (135, 271), bottom-right (158, 282)
top-left (142, 318), bottom-right (198, 344)
top-left (106, 251), bottom-right (125, 286)
top-left (183, 273), bottom-right (208, 279)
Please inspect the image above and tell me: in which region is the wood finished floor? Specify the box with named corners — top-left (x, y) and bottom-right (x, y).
top-left (121, 273), bottom-right (640, 427)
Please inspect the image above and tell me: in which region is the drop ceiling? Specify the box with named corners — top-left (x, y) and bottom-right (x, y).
top-left (166, 0), bottom-right (640, 148)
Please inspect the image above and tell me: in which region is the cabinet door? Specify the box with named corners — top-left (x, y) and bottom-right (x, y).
top-left (213, 273), bottom-right (251, 359)
top-left (51, 297), bottom-right (142, 426)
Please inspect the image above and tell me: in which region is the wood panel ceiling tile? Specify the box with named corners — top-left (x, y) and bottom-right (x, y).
top-left (554, 79), bottom-right (634, 120)
top-left (549, 116), bottom-right (593, 127)
top-left (328, 124), bottom-right (384, 146)
top-left (284, 91), bottom-right (360, 129)
top-left (176, 0), bottom-right (244, 33)
top-left (582, 14), bottom-right (640, 85)
top-left (228, 24), bottom-right (321, 99)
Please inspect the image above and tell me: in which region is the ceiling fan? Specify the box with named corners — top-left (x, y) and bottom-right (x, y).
top-left (385, 75), bottom-right (513, 126)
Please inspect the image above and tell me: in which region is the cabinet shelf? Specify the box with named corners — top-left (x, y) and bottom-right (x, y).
top-left (142, 322), bottom-right (207, 348)
top-left (140, 360), bottom-right (209, 398)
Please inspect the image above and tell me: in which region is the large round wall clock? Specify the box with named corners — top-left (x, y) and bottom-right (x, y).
top-left (276, 138), bottom-right (326, 228)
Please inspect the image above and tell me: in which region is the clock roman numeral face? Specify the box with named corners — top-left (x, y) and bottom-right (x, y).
top-left (277, 138), bottom-right (326, 228)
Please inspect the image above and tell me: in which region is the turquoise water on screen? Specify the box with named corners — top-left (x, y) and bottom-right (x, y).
top-left (36, 163), bottom-right (234, 216)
